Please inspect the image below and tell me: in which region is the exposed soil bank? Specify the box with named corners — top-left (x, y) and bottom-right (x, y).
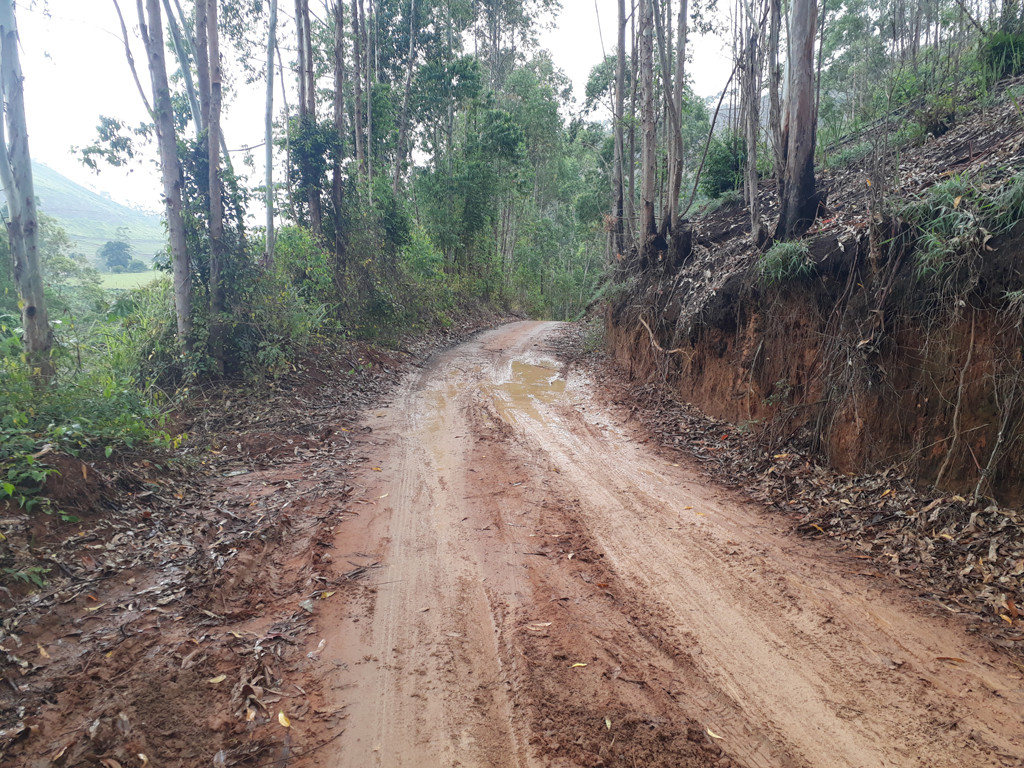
top-left (608, 80), bottom-right (1024, 505)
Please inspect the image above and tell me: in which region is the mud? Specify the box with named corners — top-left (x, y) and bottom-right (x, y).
top-left (299, 321), bottom-right (1024, 768)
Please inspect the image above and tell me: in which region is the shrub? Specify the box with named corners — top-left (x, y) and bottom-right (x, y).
top-left (981, 32), bottom-right (1024, 80)
top-left (758, 241), bottom-right (813, 284)
top-left (700, 131), bottom-right (747, 199)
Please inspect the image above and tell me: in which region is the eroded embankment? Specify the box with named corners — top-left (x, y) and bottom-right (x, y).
top-left (609, 79), bottom-right (1024, 506)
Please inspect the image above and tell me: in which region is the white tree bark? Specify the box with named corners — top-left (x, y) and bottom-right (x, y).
top-left (264, 0), bottom-right (278, 266)
top-left (0, 0), bottom-right (53, 379)
top-left (137, 0), bottom-right (193, 341)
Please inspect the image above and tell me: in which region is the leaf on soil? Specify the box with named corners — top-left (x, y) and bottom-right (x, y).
top-left (84, 603), bottom-right (105, 612)
top-left (208, 674), bottom-right (227, 684)
top-left (570, 662), bottom-right (587, 667)
top-left (706, 728), bottom-right (724, 740)
top-left (935, 656), bottom-right (967, 664)
top-left (605, 717), bottom-right (612, 730)
top-left (37, 644), bottom-right (49, 659)
top-left (319, 591), bottom-right (336, 599)
top-left (278, 711), bottom-right (291, 728)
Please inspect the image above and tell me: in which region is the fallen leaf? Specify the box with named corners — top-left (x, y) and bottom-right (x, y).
top-left (605, 717), bottom-right (612, 730)
top-left (84, 603), bottom-right (106, 612)
top-left (319, 591), bottom-right (336, 599)
top-left (372, 467), bottom-right (382, 471)
top-left (378, 493), bottom-right (389, 499)
top-left (278, 711), bottom-right (291, 728)
top-left (706, 728), bottom-right (724, 740)
top-left (570, 662), bottom-right (587, 668)
top-left (683, 506), bottom-right (693, 510)
top-left (208, 674), bottom-right (227, 684)
top-left (567, 553), bottom-right (575, 560)
top-left (935, 656), bottom-right (967, 664)
top-left (37, 644), bottom-right (50, 659)
top-left (953, 195), bottom-right (962, 209)
top-left (138, 755), bottom-right (149, 767)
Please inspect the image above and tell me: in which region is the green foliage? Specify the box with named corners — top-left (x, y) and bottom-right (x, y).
top-left (895, 171), bottom-right (1024, 284)
top-left (700, 131), bottom-right (747, 199)
top-left (0, 322), bottom-right (177, 512)
top-left (99, 240), bottom-right (133, 269)
top-left (758, 241), bottom-right (814, 284)
top-left (823, 141), bottom-right (872, 169)
top-left (981, 32), bottom-right (1024, 80)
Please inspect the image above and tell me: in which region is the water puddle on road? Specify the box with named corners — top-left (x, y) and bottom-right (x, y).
top-left (488, 359), bottom-right (567, 423)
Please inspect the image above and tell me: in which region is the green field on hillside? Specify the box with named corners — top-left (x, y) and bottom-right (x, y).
top-left (27, 163), bottom-right (167, 260)
top-left (98, 271), bottom-right (164, 291)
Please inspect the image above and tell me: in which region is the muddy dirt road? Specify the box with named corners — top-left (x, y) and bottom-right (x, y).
top-left (306, 321), bottom-right (1024, 768)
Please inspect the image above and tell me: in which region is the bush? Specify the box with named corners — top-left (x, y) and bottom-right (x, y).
top-left (758, 241), bottom-right (813, 284)
top-left (700, 131), bottom-right (747, 199)
top-left (981, 32), bottom-right (1024, 80)
top-left (127, 260), bottom-right (149, 273)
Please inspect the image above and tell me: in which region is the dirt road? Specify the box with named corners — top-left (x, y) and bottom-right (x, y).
top-left (306, 321), bottom-right (1024, 768)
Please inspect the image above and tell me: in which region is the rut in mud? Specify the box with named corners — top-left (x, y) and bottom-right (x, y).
top-left (302, 321), bottom-right (1024, 768)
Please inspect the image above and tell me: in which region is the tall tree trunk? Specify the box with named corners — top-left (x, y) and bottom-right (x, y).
top-left (264, 0), bottom-right (278, 267)
top-left (138, 0), bottom-right (193, 343)
top-left (295, 0), bottom-right (323, 235)
top-left (627, 8), bottom-right (637, 244)
top-left (639, 0), bottom-right (657, 247)
top-left (352, 0), bottom-right (365, 173)
top-left (672, 0), bottom-right (687, 223)
top-left (768, 0), bottom-right (783, 184)
top-left (775, 0), bottom-right (818, 239)
top-left (393, 0), bottom-right (417, 196)
top-left (362, 0), bottom-right (374, 197)
top-left (161, 0), bottom-right (203, 135)
top-left (195, 0), bottom-right (211, 127)
top-left (332, 0), bottom-right (347, 281)
top-left (651, 0), bottom-right (682, 227)
top-left (0, 0), bottom-right (53, 379)
top-left (207, 0), bottom-right (226, 372)
top-left (612, 0), bottom-right (626, 259)
top-left (742, 27), bottom-right (762, 243)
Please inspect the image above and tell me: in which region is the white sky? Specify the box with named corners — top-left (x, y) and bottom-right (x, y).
top-left (16, 0), bottom-right (731, 214)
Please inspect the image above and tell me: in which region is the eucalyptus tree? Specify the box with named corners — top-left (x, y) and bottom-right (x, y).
top-left (775, 0), bottom-right (818, 239)
top-left (0, 0), bottom-right (53, 379)
top-left (113, 0), bottom-right (193, 342)
top-left (264, 0), bottom-right (278, 266)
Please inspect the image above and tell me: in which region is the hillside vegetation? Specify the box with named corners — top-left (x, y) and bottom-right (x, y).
top-left (25, 162), bottom-right (165, 260)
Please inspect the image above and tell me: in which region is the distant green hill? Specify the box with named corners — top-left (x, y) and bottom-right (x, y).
top-left (28, 162), bottom-right (166, 263)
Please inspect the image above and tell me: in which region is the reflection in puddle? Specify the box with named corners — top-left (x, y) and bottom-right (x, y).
top-left (490, 360), bottom-right (567, 422)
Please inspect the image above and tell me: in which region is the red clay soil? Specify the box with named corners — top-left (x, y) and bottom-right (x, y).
top-left (3, 320), bottom-right (1024, 767)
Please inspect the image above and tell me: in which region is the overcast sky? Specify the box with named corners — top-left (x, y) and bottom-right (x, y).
top-left (16, 0), bottom-right (731, 214)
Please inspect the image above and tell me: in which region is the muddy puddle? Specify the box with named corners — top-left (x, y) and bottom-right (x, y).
top-left (486, 358), bottom-right (568, 422)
